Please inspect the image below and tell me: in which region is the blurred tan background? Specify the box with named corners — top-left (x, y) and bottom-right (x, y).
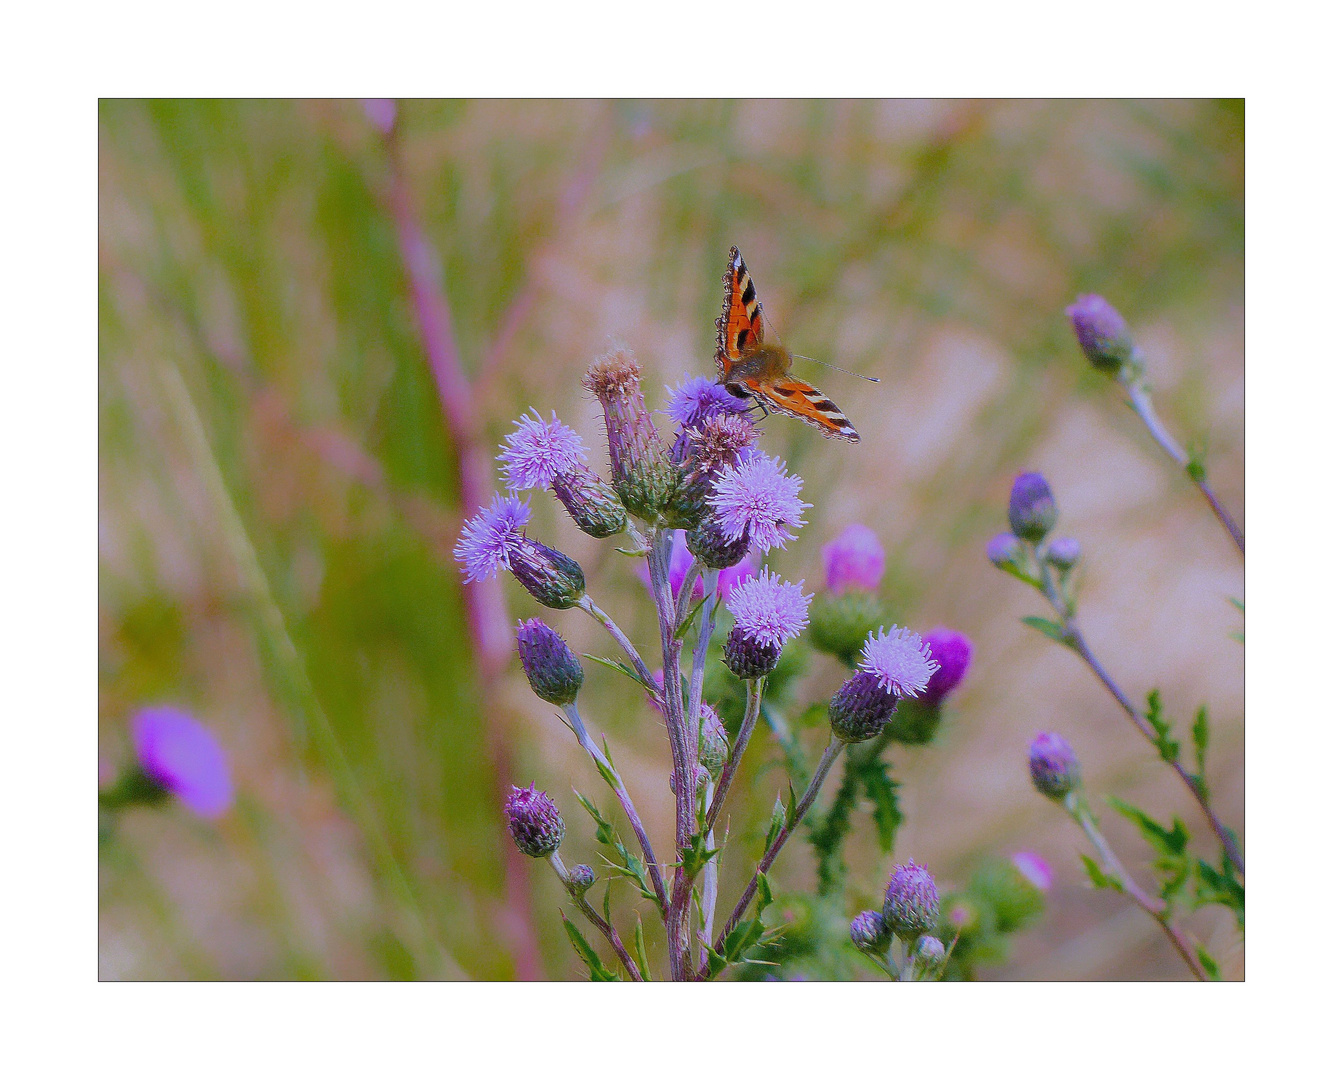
top-left (98, 99), bottom-right (1243, 980)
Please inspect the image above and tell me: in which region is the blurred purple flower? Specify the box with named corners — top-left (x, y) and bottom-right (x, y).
top-left (725, 569), bottom-right (812, 649)
top-left (986, 531), bottom-right (1022, 568)
top-left (498, 409), bottom-right (588, 491)
top-left (1066, 294), bottom-right (1133, 374)
top-left (636, 530), bottom-right (756, 601)
top-left (1008, 472), bottom-right (1058, 542)
top-left (919, 628), bottom-right (974, 707)
top-left (1029, 731), bottom-right (1080, 800)
top-left (821, 524), bottom-right (885, 594)
top-left (859, 626), bottom-right (938, 698)
top-left (1012, 851), bottom-right (1053, 892)
top-left (708, 455), bottom-right (810, 553)
top-left (361, 99), bottom-right (397, 135)
top-left (132, 707), bottom-right (233, 819)
top-left (453, 493), bottom-right (530, 582)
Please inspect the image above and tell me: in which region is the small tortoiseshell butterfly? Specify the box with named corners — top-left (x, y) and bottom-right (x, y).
top-left (714, 246), bottom-right (861, 443)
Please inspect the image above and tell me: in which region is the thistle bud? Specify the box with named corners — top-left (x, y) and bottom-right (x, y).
top-left (583, 349), bottom-right (677, 522)
top-left (516, 618), bottom-right (584, 706)
top-left (882, 861), bottom-right (940, 942)
top-left (1028, 731), bottom-right (1080, 800)
top-left (849, 909), bottom-right (893, 954)
top-left (1008, 472), bottom-right (1058, 543)
top-left (913, 934), bottom-right (946, 972)
top-left (986, 531), bottom-right (1023, 569)
top-left (828, 670), bottom-right (899, 744)
top-left (687, 514), bottom-right (753, 570)
top-left (723, 626), bottom-right (782, 680)
top-left (552, 464), bottom-right (627, 538)
top-left (1066, 294), bottom-right (1134, 376)
top-left (567, 863), bottom-right (596, 894)
top-left (697, 704), bottom-right (730, 773)
top-left (504, 784), bottom-right (565, 857)
top-left (808, 592), bottom-right (886, 668)
top-left (507, 537), bottom-right (587, 610)
top-left (1045, 536), bottom-right (1081, 571)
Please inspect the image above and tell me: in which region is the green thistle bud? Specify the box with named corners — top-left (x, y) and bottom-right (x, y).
top-left (508, 537), bottom-right (587, 610)
top-left (516, 618), bottom-right (584, 706)
top-left (882, 861), bottom-right (941, 943)
top-left (697, 704), bottom-right (729, 773)
top-left (723, 626), bottom-right (782, 680)
top-left (552, 464), bottom-right (627, 538)
top-left (849, 909), bottom-right (893, 955)
top-left (686, 515), bottom-right (752, 571)
top-left (808, 592), bottom-right (886, 667)
top-left (567, 863), bottom-right (596, 894)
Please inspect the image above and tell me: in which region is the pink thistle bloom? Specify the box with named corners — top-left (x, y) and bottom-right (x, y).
top-left (708, 455), bottom-right (810, 554)
top-left (859, 626), bottom-right (938, 698)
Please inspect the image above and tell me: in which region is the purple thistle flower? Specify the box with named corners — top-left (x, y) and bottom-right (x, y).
top-left (708, 454), bottom-right (810, 554)
top-left (725, 569), bottom-right (812, 649)
top-left (453, 493), bottom-right (530, 583)
top-left (1029, 731), bottom-right (1080, 800)
top-left (918, 627), bottom-right (974, 708)
top-left (859, 626), bottom-right (938, 698)
top-left (498, 409), bottom-right (588, 492)
top-left (131, 707), bottom-right (233, 819)
top-left (1066, 293), bottom-right (1133, 375)
top-left (821, 524), bottom-right (885, 594)
top-left (664, 376), bottom-right (750, 429)
top-left (1012, 851), bottom-right (1054, 892)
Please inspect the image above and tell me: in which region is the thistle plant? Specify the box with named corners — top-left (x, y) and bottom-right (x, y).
top-left (454, 348), bottom-right (961, 980)
top-left (992, 303), bottom-right (1246, 979)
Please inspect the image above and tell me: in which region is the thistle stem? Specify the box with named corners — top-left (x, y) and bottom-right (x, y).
top-left (577, 595), bottom-right (660, 696)
top-left (646, 528), bottom-right (697, 980)
top-left (705, 678), bottom-right (764, 833)
top-left (562, 703), bottom-right (668, 917)
top-left (1037, 561), bottom-right (1243, 876)
top-left (690, 568), bottom-right (721, 962)
top-left (1124, 379), bottom-right (1243, 556)
top-left (547, 852), bottom-right (643, 981)
top-left (707, 736), bottom-right (845, 973)
top-left (1065, 795), bottom-right (1207, 981)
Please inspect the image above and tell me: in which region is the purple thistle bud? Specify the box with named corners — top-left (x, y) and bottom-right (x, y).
top-left (821, 524), bottom-right (885, 594)
top-left (131, 707), bottom-right (234, 819)
top-left (1045, 536), bottom-right (1081, 571)
top-left (986, 531), bottom-right (1023, 569)
top-left (828, 670), bottom-right (899, 743)
top-left (583, 349), bottom-right (677, 521)
top-left (1029, 731), bottom-right (1081, 800)
top-left (859, 626), bottom-right (938, 698)
top-left (723, 627), bottom-right (782, 681)
top-left (687, 514), bottom-right (754, 571)
top-left (453, 493), bottom-right (531, 583)
top-left (505, 784), bottom-right (565, 857)
top-left (918, 628), bottom-right (974, 708)
top-left (708, 454), bottom-right (810, 554)
top-left (1012, 851), bottom-right (1054, 893)
top-left (551, 463), bottom-right (627, 538)
top-left (1066, 293), bottom-right (1134, 375)
top-left (882, 861), bottom-right (941, 942)
top-left (498, 409), bottom-right (589, 492)
top-left (516, 618), bottom-right (584, 705)
top-left (664, 376), bottom-right (751, 460)
top-left (568, 863), bottom-right (596, 893)
top-left (726, 569), bottom-right (812, 650)
top-left (697, 704), bottom-right (729, 772)
top-left (849, 909), bottom-right (893, 954)
top-left (1008, 472), bottom-right (1058, 543)
top-left (507, 537), bottom-right (586, 610)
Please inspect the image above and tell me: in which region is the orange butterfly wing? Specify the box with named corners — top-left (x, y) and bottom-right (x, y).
top-left (742, 375), bottom-right (861, 442)
top-left (714, 245), bottom-right (764, 379)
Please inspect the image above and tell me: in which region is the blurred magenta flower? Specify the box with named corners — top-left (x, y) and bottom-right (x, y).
top-left (821, 524), bottom-right (885, 594)
top-left (1012, 851), bottom-right (1054, 892)
top-left (919, 628), bottom-right (974, 707)
top-left (636, 530), bottom-right (756, 601)
top-left (131, 707), bottom-right (233, 819)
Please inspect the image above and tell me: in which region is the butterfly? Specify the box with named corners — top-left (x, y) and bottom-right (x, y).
top-left (714, 246), bottom-right (861, 442)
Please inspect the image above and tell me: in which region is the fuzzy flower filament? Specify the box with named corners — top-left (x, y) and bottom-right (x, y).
top-left (859, 626), bottom-right (938, 698)
top-left (498, 409), bottom-right (588, 492)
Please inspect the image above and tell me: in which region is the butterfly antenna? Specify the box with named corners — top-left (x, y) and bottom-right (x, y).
top-left (791, 354), bottom-right (881, 383)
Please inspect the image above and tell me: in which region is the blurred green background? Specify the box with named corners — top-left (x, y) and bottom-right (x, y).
top-left (98, 99), bottom-right (1243, 980)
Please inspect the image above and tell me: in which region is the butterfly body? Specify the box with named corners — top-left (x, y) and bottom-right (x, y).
top-left (713, 246), bottom-right (860, 442)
